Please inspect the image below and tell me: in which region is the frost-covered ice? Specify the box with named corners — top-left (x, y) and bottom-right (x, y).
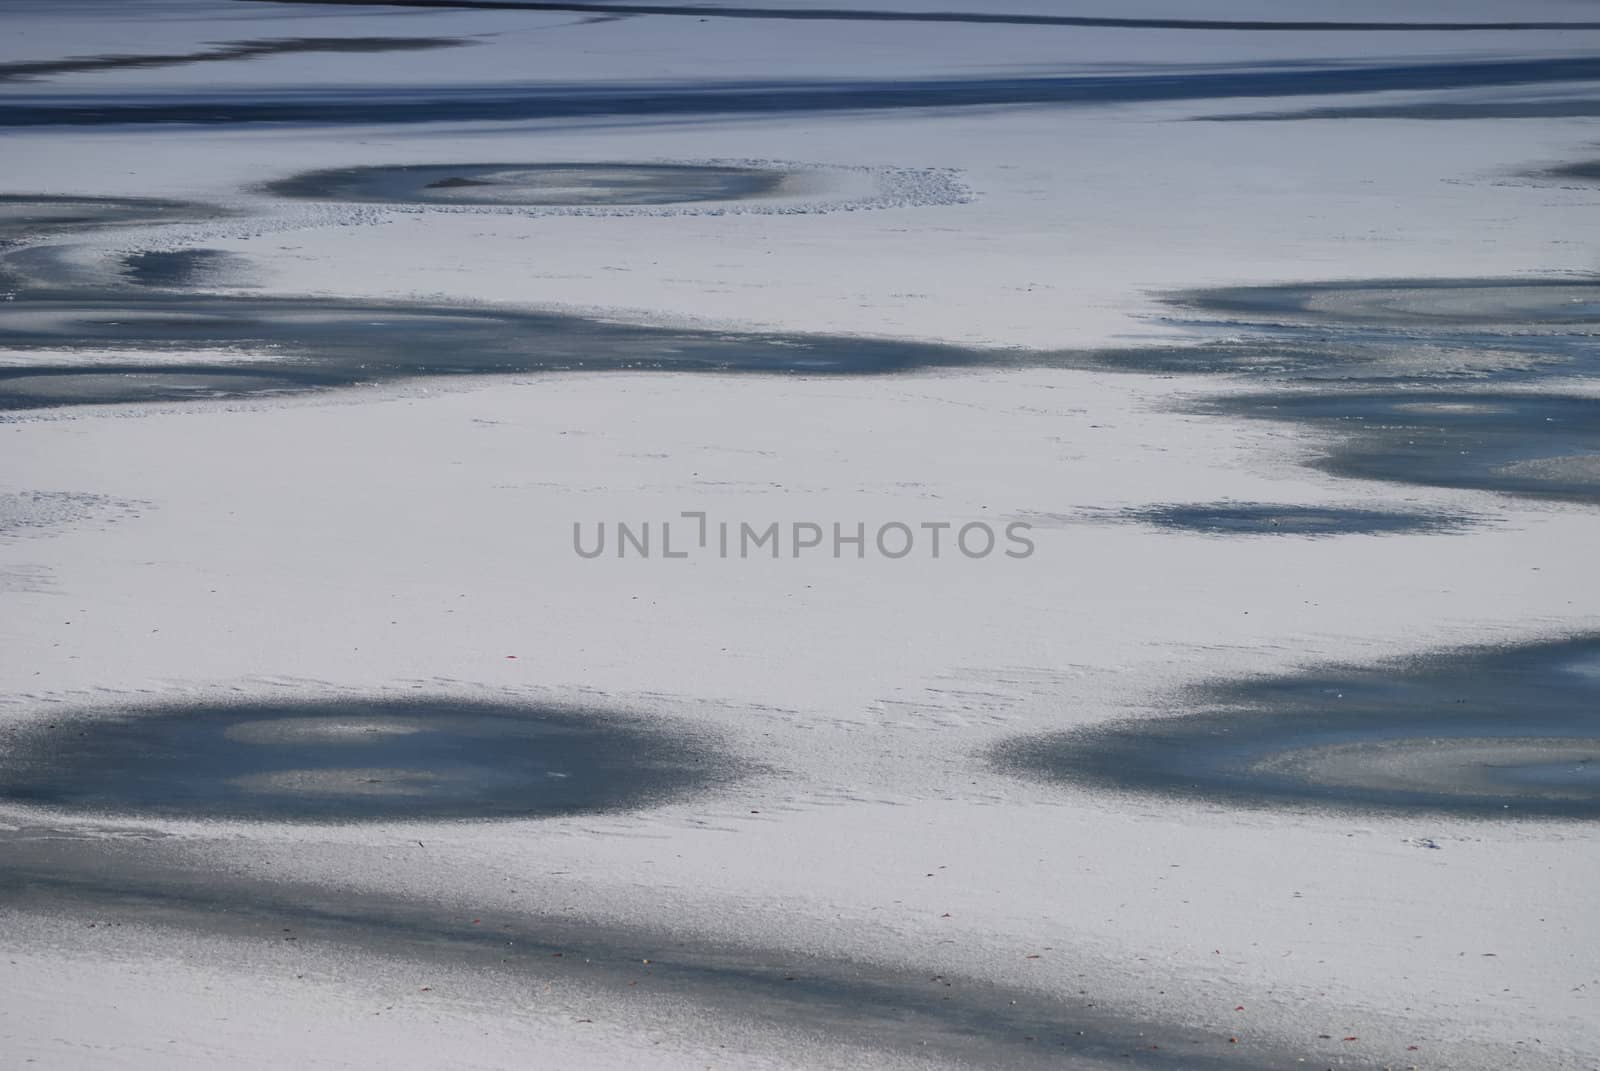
top-left (2, 2), bottom-right (1600, 1070)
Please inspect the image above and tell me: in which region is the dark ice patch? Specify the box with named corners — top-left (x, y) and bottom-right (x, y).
top-left (263, 162), bottom-right (791, 207)
top-left (120, 249), bottom-right (255, 289)
top-left (995, 635), bottom-right (1600, 818)
top-left (0, 291), bottom-right (1030, 410)
top-left (1204, 391), bottom-right (1600, 505)
top-left (1112, 501), bottom-right (1473, 537)
top-left (0, 194), bottom-right (221, 245)
top-left (1172, 277), bottom-right (1600, 330)
top-left (0, 696), bottom-right (731, 822)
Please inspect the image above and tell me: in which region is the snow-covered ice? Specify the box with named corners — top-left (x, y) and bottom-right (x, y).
top-left (2, 2), bottom-right (1599, 1068)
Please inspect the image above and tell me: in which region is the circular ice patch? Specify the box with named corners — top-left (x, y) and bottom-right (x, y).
top-left (994, 636), bottom-right (1600, 818)
top-left (263, 162), bottom-right (792, 207)
top-left (1186, 278), bottom-right (1600, 329)
top-left (1116, 501), bottom-right (1469, 537)
top-left (0, 698), bottom-right (729, 822)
